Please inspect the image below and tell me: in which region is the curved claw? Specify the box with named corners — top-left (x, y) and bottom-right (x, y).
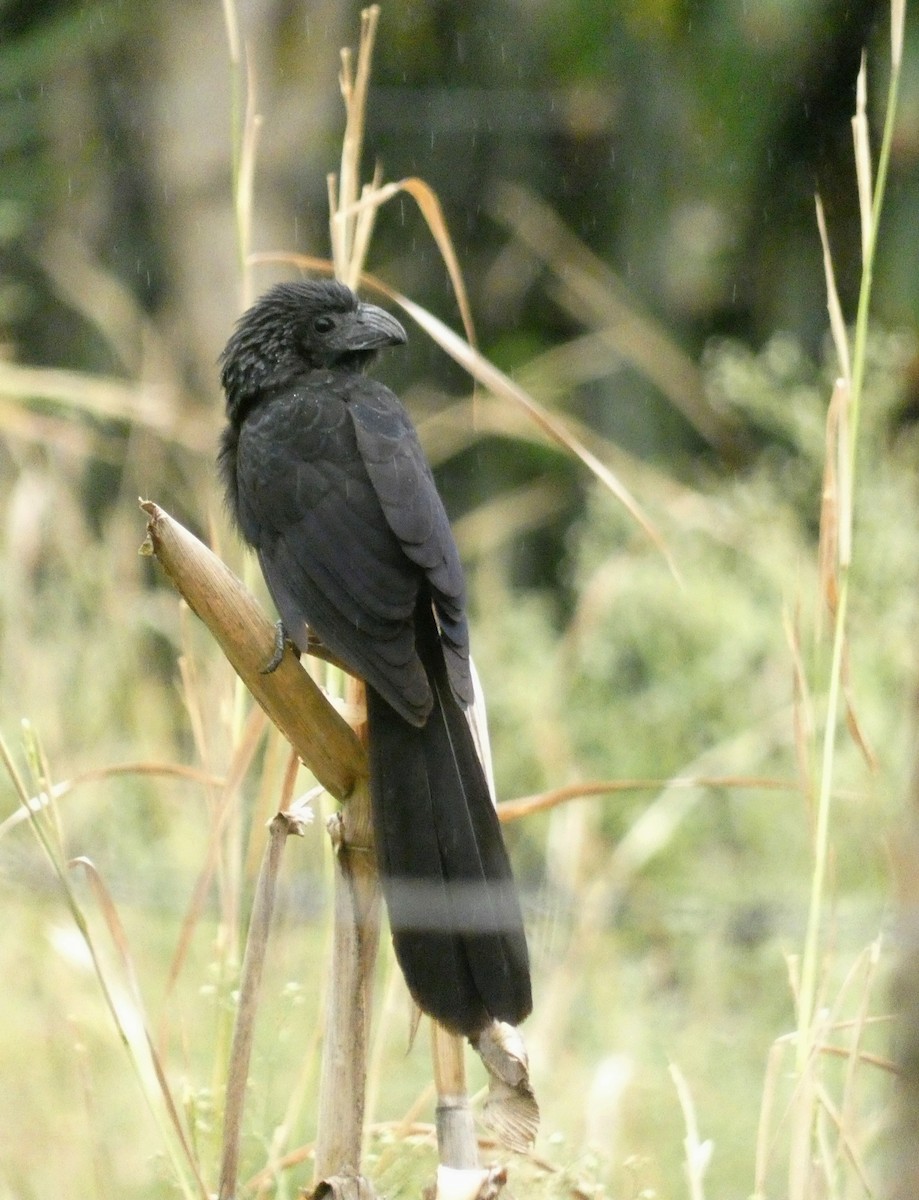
top-left (261, 620), bottom-right (287, 674)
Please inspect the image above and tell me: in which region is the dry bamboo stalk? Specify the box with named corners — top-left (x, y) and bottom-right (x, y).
top-left (313, 678), bottom-right (381, 1189)
top-left (140, 500), bottom-right (366, 800)
top-left (218, 811), bottom-right (304, 1200)
top-left (141, 500), bottom-right (384, 1186)
top-left (313, 11), bottom-right (385, 1185)
top-left (431, 1023), bottom-right (479, 1170)
top-left (334, 5), bottom-right (380, 288)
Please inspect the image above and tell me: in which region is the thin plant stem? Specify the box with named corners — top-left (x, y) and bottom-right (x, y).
top-left (795, 8), bottom-right (904, 1072)
top-left (797, 574), bottom-right (850, 1071)
top-left (218, 811), bottom-right (302, 1200)
top-left (0, 728), bottom-right (207, 1200)
top-left (848, 51), bottom-right (901, 466)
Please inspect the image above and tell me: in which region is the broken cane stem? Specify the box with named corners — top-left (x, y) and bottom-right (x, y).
top-left (218, 812), bottom-right (295, 1200)
top-left (431, 1023), bottom-right (479, 1169)
top-left (314, 679), bottom-right (381, 1184)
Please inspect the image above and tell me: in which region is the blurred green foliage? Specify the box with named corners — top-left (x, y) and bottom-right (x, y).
top-left (470, 330), bottom-right (910, 1194)
top-left (3, 2), bottom-right (919, 536)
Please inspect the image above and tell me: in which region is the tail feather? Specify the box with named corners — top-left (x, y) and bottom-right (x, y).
top-left (366, 613), bottom-right (532, 1037)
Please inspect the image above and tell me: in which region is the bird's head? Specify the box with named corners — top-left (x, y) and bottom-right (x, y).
top-left (220, 280), bottom-right (407, 422)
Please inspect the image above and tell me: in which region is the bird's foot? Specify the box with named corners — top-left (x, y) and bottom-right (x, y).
top-left (261, 620), bottom-right (288, 674)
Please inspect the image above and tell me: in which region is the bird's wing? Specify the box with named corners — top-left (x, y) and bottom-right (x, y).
top-left (235, 374), bottom-right (433, 722)
top-left (346, 376), bottom-right (474, 707)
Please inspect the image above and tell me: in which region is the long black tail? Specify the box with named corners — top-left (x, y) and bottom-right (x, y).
top-left (366, 617), bottom-right (532, 1037)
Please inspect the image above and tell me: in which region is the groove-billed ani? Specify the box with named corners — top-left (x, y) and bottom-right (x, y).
top-left (218, 280), bottom-right (532, 1036)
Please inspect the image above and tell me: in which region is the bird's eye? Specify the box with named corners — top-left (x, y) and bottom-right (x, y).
top-left (313, 314), bottom-right (335, 334)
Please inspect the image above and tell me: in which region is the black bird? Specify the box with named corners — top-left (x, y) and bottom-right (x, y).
top-left (218, 279), bottom-right (532, 1037)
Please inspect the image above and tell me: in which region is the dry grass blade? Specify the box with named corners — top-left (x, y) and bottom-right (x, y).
top-left (853, 55), bottom-right (873, 266)
top-left (0, 760), bottom-right (224, 839)
top-left (378, 283), bottom-right (676, 578)
top-left (0, 394), bottom-right (112, 457)
top-left (176, 650), bottom-right (216, 799)
top-left (0, 361), bottom-right (208, 451)
top-left (237, 47), bottom-right (264, 309)
top-left (489, 182), bottom-right (737, 458)
top-left (819, 1044), bottom-right (897, 1073)
top-left (815, 197), bottom-right (852, 384)
top-left (243, 726), bottom-right (298, 880)
top-left (841, 645), bottom-right (878, 772)
top-left (787, 1063), bottom-right (817, 1200)
top-left (813, 1080), bottom-right (874, 1195)
top-left (327, 26), bottom-right (477, 341)
top-left (817, 378), bottom-right (851, 621)
top-left (327, 173), bottom-right (341, 262)
top-left (249, 251), bottom-right (675, 575)
top-left (818, 386), bottom-right (839, 619)
top-left (0, 728), bottom-right (49, 842)
top-left (841, 941), bottom-right (886, 1140)
top-left (834, 380), bottom-right (852, 571)
top-left (139, 500), bottom-right (366, 799)
top-left (783, 604), bottom-right (815, 820)
top-left (348, 164), bottom-right (384, 289)
top-left (498, 773), bottom-right (796, 822)
top-left (37, 230), bottom-right (178, 384)
top-left (246, 1149), bottom-right (315, 1196)
top-left (892, 0), bottom-right (906, 68)
top-left (69, 857), bottom-right (209, 1200)
top-left (220, 0), bottom-right (240, 65)
top-left (333, 4), bottom-right (380, 284)
top-left (10, 727), bottom-right (204, 1193)
top-left (158, 705), bottom-right (269, 1037)
top-left (334, 176), bottom-right (477, 347)
top-left (753, 1037), bottom-right (790, 1198)
top-left (828, 940), bottom-right (884, 1184)
top-left (14, 736), bottom-right (212, 1181)
top-left (785, 941), bottom-right (887, 1197)
top-left (452, 479), bottom-right (568, 561)
top-left (670, 1064), bottom-right (710, 1200)
top-left (425, 390), bottom-right (693, 534)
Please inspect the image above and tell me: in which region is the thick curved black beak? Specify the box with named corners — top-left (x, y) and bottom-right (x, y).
top-left (346, 302), bottom-right (408, 352)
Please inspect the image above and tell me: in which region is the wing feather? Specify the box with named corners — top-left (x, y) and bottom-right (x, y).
top-left (232, 370), bottom-right (473, 718)
top-left (234, 377), bottom-right (429, 720)
top-left (348, 379), bottom-right (473, 706)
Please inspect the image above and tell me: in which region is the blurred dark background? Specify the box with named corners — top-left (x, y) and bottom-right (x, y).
top-left (3, 0), bottom-right (918, 594)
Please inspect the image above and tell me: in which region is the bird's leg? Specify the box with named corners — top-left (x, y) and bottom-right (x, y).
top-left (261, 620), bottom-right (290, 674)
top-left (261, 621), bottom-right (351, 677)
